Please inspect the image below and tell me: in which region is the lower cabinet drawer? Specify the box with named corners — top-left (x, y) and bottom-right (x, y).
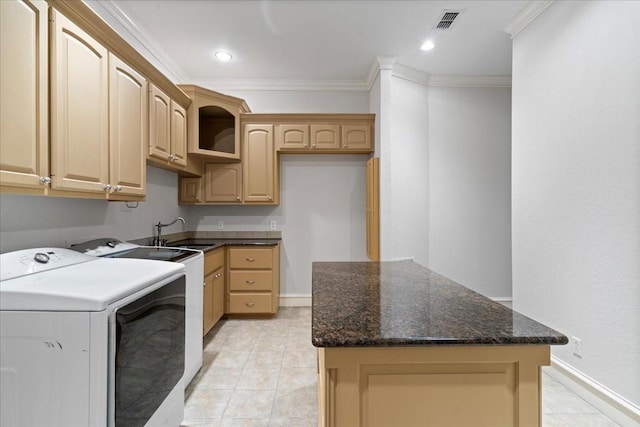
top-left (229, 247), bottom-right (273, 269)
top-left (229, 271), bottom-right (273, 291)
top-left (229, 293), bottom-right (272, 313)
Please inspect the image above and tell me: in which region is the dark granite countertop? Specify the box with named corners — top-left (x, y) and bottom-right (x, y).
top-left (166, 238), bottom-right (280, 253)
top-left (312, 261), bottom-right (568, 348)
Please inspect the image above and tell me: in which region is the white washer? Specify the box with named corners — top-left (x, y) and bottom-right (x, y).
top-left (0, 248), bottom-right (187, 427)
top-left (70, 238), bottom-right (205, 387)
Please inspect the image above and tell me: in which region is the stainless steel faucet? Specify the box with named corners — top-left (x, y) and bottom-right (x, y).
top-left (153, 217), bottom-right (186, 246)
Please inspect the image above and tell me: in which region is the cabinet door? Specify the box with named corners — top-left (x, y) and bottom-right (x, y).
top-left (0, 0), bottom-right (49, 190)
top-left (203, 163), bottom-right (242, 203)
top-left (212, 268), bottom-right (225, 325)
top-left (170, 101), bottom-right (188, 167)
top-left (50, 10), bottom-right (109, 193)
top-left (243, 124), bottom-right (275, 203)
top-left (311, 124), bottom-right (340, 150)
top-left (179, 177), bottom-right (202, 203)
top-left (203, 273), bottom-right (215, 336)
top-left (108, 53), bottom-right (146, 197)
top-left (148, 84), bottom-right (171, 163)
top-left (342, 124), bottom-right (372, 151)
top-left (277, 124), bottom-right (309, 151)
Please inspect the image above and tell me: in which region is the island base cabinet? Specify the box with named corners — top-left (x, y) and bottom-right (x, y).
top-left (317, 345), bottom-right (550, 427)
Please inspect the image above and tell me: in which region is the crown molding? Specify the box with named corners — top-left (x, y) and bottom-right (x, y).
top-left (195, 72), bottom-right (510, 93)
top-left (366, 56), bottom-right (397, 90)
top-left (428, 75), bottom-right (511, 87)
top-left (391, 64), bottom-right (431, 87)
top-left (504, 0), bottom-right (555, 38)
top-left (187, 79), bottom-right (370, 92)
top-left (87, 0), bottom-right (189, 82)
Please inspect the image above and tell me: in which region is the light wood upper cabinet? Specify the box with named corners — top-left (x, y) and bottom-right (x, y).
top-left (170, 101), bottom-right (187, 167)
top-left (277, 124), bottom-right (309, 150)
top-left (178, 85), bottom-right (250, 161)
top-left (108, 53), bottom-right (146, 197)
top-left (51, 10), bottom-right (147, 199)
top-left (1, 2), bottom-right (191, 199)
top-left (342, 124), bottom-right (372, 151)
top-left (311, 124), bottom-right (340, 150)
top-left (148, 85), bottom-right (171, 162)
top-left (0, 0), bottom-right (49, 191)
top-left (50, 9), bottom-right (109, 193)
top-left (180, 177), bottom-right (201, 203)
top-left (179, 122), bottom-right (278, 205)
top-left (243, 124), bottom-right (276, 203)
top-left (178, 162), bottom-right (244, 204)
top-left (251, 114), bottom-right (375, 153)
top-left (203, 163), bottom-right (242, 203)
top-left (148, 84), bottom-right (188, 169)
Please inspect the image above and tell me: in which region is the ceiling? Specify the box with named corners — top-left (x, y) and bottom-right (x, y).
top-left (95, 0), bottom-right (529, 86)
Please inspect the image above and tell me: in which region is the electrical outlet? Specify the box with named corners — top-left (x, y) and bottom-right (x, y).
top-left (218, 221), bottom-right (224, 230)
top-left (270, 220), bottom-right (277, 230)
top-left (572, 336), bottom-right (582, 358)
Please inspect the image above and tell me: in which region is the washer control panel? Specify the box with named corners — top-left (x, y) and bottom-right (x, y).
top-left (0, 248), bottom-right (96, 281)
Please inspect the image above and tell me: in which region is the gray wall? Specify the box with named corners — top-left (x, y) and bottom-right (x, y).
top-left (428, 86), bottom-right (512, 298)
top-left (512, 0), bottom-right (640, 406)
top-left (371, 70), bottom-right (512, 299)
top-left (0, 166), bottom-right (187, 252)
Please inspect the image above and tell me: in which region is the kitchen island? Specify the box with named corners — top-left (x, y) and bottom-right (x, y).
top-left (312, 261), bottom-right (567, 427)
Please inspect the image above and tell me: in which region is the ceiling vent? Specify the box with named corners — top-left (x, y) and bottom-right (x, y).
top-left (434, 9), bottom-right (464, 30)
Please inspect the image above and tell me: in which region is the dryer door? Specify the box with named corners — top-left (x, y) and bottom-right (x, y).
top-left (112, 275), bottom-right (186, 427)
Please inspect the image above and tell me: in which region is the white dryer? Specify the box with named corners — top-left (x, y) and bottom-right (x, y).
top-left (0, 248), bottom-right (186, 427)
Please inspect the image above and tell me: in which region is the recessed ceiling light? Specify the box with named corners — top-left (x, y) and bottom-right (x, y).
top-left (214, 51), bottom-right (233, 62)
top-left (421, 40), bottom-right (435, 51)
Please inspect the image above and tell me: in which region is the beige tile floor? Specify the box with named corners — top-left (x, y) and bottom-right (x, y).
top-left (182, 307), bottom-right (619, 427)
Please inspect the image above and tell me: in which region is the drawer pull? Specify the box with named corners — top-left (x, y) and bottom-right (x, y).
top-left (246, 302), bottom-right (255, 307)
top-left (246, 280), bottom-right (255, 284)
top-left (246, 257), bottom-right (256, 262)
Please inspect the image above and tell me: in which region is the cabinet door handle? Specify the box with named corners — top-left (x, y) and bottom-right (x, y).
top-left (236, 196), bottom-right (241, 201)
top-left (102, 184), bottom-right (112, 192)
top-left (246, 257), bottom-right (255, 262)
top-left (39, 176), bottom-right (52, 186)
top-left (311, 143), bottom-right (316, 148)
top-left (214, 273), bottom-right (221, 278)
top-left (113, 185), bottom-right (123, 192)
top-left (268, 196), bottom-right (272, 201)
top-left (246, 302), bottom-right (255, 307)
top-left (246, 280), bottom-right (255, 284)
top-left (343, 144), bottom-right (348, 148)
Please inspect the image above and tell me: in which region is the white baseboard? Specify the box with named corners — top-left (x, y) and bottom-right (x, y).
top-left (548, 356), bottom-right (640, 426)
top-left (490, 297), bottom-right (513, 308)
top-left (279, 295), bottom-right (311, 307)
